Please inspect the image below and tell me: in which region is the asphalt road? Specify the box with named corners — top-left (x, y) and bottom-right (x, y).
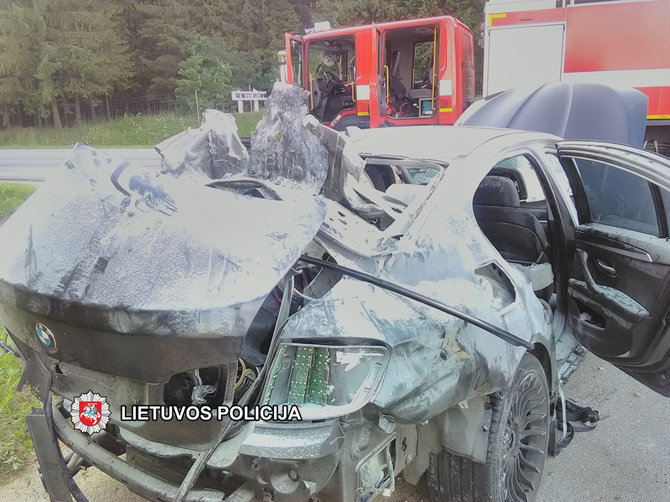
top-left (398, 352), bottom-right (670, 501)
top-left (536, 353), bottom-right (670, 501)
top-left (0, 148), bottom-right (160, 181)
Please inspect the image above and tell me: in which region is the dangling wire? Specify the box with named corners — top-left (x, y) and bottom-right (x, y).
top-left (235, 359), bottom-right (257, 391)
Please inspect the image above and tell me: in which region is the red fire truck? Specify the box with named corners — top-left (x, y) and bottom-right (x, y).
top-left (483, 0), bottom-right (670, 154)
top-left (280, 16), bottom-right (475, 130)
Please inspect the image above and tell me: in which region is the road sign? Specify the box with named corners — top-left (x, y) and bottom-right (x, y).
top-left (231, 89), bottom-right (267, 112)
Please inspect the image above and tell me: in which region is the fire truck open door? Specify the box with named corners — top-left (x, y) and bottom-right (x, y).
top-left (374, 23), bottom-right (441, 126)
top-left (372, 28), bottom-right (386, 127)
top-left (284, 33), bottom-right (304, 86)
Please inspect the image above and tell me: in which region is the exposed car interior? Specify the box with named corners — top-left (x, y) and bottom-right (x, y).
top-left (342, 159), bottom-right (441, 232)
top-left (380, 26), bottom-right (439, 119)
top-left (473, 156), bottom-right (556, 303)
top-left (307, 36), bottom-right (356, 123)
top-left (339, 151), bottom-right (558, 301)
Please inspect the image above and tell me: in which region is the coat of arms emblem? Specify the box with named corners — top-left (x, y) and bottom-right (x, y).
top-left (70, 391), bottom-right (111, 435)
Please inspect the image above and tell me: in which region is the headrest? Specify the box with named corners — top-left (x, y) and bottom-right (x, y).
top-left (474, 176), bottom-right (520, 207)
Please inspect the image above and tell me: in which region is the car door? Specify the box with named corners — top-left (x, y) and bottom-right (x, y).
top-left (557, 141), bottom-right (670, 396)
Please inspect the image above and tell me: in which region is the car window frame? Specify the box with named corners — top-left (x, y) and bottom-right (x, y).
top-left (556, 141), bottom-right (670, 236)
top-left (559, 154), bottom-right (669, 238)
top-left (539, 150), bottom-right (580, 227)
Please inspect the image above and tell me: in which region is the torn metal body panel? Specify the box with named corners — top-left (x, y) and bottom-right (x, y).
top-left (1, 84), bottom-right (606, 502)
top-left (156, 108), bottom-right (249, 179)
top-left (0, 102), bottom-right (327, 453)
top-left (248, 84), bottom-right (329, 194)
top-left (282, 130), bottom-right (555, 426)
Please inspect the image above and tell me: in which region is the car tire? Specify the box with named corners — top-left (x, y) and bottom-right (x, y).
top-left (427, 353), bottom-right (551, 502)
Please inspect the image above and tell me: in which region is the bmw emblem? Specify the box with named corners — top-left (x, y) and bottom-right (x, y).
top-left (34, 323), bottom-right (57, 351)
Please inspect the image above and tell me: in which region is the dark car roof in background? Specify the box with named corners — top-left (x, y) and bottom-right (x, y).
top-left (457, 83), bottom-right (648, 148)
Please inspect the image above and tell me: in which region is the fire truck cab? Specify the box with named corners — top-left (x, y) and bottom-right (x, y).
top-left (281, 16), bottom-right (475, 130)
top-left (483, 0), bottom-right (670, 155)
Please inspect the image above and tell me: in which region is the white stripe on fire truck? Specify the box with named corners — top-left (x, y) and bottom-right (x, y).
top-left (439, 79), bottom-right (453, 96)
top-left (562, 69), bottom-right (670, 89)
top-left (356, 85), bottom-right (370, 100)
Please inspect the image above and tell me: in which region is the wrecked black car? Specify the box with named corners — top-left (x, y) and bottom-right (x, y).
top-left (1, 83), bottom-right (670, 502)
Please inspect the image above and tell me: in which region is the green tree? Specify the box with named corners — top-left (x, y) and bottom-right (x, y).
top-left (288, 0), bottom-right (313, 29)
top-left (57, 1), bottom-right (133, 124)
top-left (221, 0), bottom-right (302, 51)
top-left (176, 36), bottom-right (232, 110)
top-left (218, 0), bottom-right (301, 96)
top-left (137, 0), bottom-right (193, 95)
top-left (114, 0), bottom-right (152, 96)
top-left (0, 0), bottom-right (134, 128)
top-left (0, 3), bottom-right (42, 126)
top-left (170, 0), bottom-right (303, 100)
top-left (224, 49), bottom-right (279, 95)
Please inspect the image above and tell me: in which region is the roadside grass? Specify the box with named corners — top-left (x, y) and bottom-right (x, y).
top-left (234, 111), bottom-right (263, 139)
top-left (0, 184), bottom-right (36, 224)
top-left (0, 184), bottom-right (40, 477)
top-left (0, 111), bottom-right (263, 149)
top-left (0, 326), bottom-right (40, 476)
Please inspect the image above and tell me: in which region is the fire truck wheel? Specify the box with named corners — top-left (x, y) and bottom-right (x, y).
top-left (427, 354), bottom-right (551, 502)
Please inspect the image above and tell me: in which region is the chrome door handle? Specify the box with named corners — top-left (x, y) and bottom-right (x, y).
top-left (596, 258), bottom-right (616, 276)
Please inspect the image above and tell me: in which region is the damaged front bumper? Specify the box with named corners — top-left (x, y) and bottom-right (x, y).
top-left (22, 350), bottom-right (396, 502)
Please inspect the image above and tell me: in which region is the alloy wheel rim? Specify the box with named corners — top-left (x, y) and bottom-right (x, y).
top-left (502, 372), bottom-right (549, 502)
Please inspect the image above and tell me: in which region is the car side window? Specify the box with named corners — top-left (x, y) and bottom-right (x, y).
top-left (572, 158), bottom-right (659, 236)
top-left (492, 156), bottom-right (545, 202)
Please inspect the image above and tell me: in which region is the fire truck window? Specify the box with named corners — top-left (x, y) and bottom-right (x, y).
top-left (413, 42), bottom-right (433, 88)
top-left (306, 37), bottom-right (356, 124)
top-left (460, 29), bottom-right (475, 109)
top-left (308, 38), bottom-right (355, 82)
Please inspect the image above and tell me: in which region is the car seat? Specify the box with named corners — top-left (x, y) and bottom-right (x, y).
top-left (473, 176), bottom-right (553, 299)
